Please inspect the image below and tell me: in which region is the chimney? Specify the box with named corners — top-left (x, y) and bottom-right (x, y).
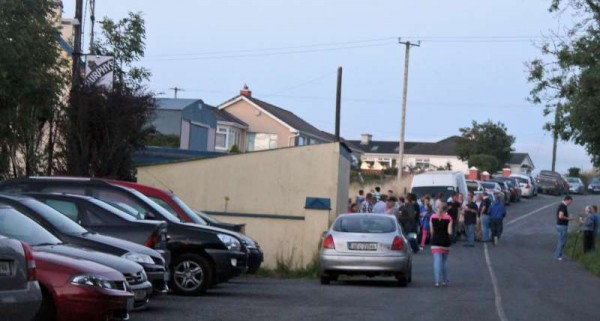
top-left (481, 171), bottom-right (490, 181)
top-left (360, 133), bottom-right (372, 145)
top-left (240, 84), bottom-right (252, 97)
top-left (502, 167), bottom-right (511, 177)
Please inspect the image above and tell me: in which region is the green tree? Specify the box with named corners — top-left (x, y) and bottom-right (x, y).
top-left (0, 0), bottom-right (67, 178)
top-left (528, 0), bottom-right (600, 168)
top-left (568, 167), bottom-right (581, 177)
top-left (455, 120), bottom-right (515, 171)
top-left (468, 154), bottom-right (499, 173)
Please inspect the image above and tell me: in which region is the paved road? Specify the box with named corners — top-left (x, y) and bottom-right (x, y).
top-left (136, 194), bottom-right (600, 321)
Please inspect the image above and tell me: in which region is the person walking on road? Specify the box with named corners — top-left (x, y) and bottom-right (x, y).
top-left (419, 203), bottom-right (433, 250)
top-left (555, 195), bottom-right (575, 260)
top-left (464, 193), bottom-right (478, 247)
top-left (489, 192), bottom-right (507, 245)
top-left (480, 192), bottom-right (492, 242)
top-left (430, 204), bottom-right (453, 287)
top-left (447, 193), bottom-right (461, 243)
top-left (579, 205), bottom-right (596, 253)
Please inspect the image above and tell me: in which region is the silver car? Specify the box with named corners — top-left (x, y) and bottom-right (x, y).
top-left (0, 234), bottom-right (42, 321)
top-left (567, 177), bottom-right (584, 194)
top-left (319, 214), bottom-right (412, 287)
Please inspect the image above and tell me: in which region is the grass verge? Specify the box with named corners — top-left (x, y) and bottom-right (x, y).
top-left (251, 253), bottom-right (319, 279)
top-left (565, 231), bottom-right (600, 276)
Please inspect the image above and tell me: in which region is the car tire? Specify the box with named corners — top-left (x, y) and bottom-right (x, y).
top-left (396, 274), bottom-right (408, 287)
top-left (171, 254), bottom-right (213, 296)
top-left (320, 274), bottom-right (331, 285)
top-left (34, 289), bottom-right (56, 321)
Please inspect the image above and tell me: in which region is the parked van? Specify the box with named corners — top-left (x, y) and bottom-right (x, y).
top-left (410, 171), bottom-right (468, 204)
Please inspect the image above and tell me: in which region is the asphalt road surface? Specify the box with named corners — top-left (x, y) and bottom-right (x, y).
top-left (136, 194), bottom-right (600, 321)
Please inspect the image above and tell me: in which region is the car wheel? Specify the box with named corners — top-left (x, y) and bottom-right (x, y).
top-left (171, 254), bottom-right (213, 296)
top-left (34, 289), bottom-right (56, 321)
top-left (320, 274), bottom-right (331, 285)
top-left (396, 274), bottom-right (408, 287)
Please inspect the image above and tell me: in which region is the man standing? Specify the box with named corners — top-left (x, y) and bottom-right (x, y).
top-left (489, 192), bottom-right (507, 245)
top-left (464, 193), bottom-right (478, 247)
top-left (446, 193), bottom-right (461, 243)
top-left (480, 192), bottom-right (492, 242)
top-left (360, 193), bottom-right (374, 213)
top-left (372, 195), bottom-right (387, 213)
top-left (555, 195), bottom-right (574, 260)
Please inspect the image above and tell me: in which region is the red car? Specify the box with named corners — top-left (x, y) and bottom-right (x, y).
top-left (34, 251), bottom-right (134, 321)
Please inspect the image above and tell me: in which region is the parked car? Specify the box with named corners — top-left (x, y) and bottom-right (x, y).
top-left (319, 214), bottom-right (413, 287)
top-left (0, 193), bottom-right (168, 295)
top-left (537, 170), bottom-right (566, 195)
top-left (487, 180), bottom-right (511, 205)
top-left (466, 180), bottom-right (483, 193)
top-left (566, 177), bottom-right (584, 194)
top-left (32, 250), bottom-right (134, 321)
top-left (0, 233), bottom-right (42, 321)
top-left (588, 177), bottom-right (600, 194)
top-left (492, 177), bottom-right (521, 202)
top-left (0, 177), bottom-right (248, 295)
top-left (509, 174), bottom-right (537, 198)
top-left (107, 179), bottom-right (263, 274)
top-left (0, 199), bottom-right (153, 309)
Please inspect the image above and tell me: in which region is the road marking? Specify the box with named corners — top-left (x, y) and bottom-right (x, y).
top-left (484, 243), bottom-right (509, 321)
top-left (505, 202), bottom-right (558, 226)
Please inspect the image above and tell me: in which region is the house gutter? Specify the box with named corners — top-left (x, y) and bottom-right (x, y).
top-left (288, 132), bottom-right (300, 147)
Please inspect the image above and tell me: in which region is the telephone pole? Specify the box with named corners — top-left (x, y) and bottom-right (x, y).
top-left (169, 87), bottom-right (184, 98)
top-left (89, 0), bottom-right (96, 52)
top-left (397, 38), bottom-right (420, 183)
top-left (334, 66), bottom-right (342, 142)
top-left (72, 0), bottom-right (84, 87)
top-left (551, 103), bottom-right (562, 172)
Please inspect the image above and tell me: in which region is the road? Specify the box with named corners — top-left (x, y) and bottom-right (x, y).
top-left (136, 194), bottom-right (600, 321)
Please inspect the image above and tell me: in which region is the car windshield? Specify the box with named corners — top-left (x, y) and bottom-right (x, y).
top-left (22, 199), bottom-right (88, 235)
top-left (172, 196), bottom-right (208, 225)
top-left (482, 182), bottom-right (498, 190)
top-left (512, 177), bottom-right (528, 184)
top-left (333, 216), bottom-right (396, 233)
top-left (0, 206), bottom-right (62, 246)
top-left (567, 178), bottom-right (579, 183)
top-left (411, 186), bottom-right (456, 202)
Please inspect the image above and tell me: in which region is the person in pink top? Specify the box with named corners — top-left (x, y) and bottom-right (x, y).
top-left (429, 204), bottom-right (453, 287)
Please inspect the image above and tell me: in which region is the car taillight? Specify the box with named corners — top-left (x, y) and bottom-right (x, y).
top-left (144, 230), bottom-right (160, 248)
top-left (323, 235), bottom-right (335, 249)
top-left (21, 242), bottom-right (36, 281)
top-left (391, 236), bottom-right (404, 251)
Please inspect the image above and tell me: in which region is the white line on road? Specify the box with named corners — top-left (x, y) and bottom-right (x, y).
top-left (484, 243), bottom-right (509, 321)
top-left (505, 202), bottom-right (558, 226)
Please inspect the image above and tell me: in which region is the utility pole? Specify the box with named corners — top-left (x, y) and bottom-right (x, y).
top-left (334, 66), bottom-right (342, 142)
top-left (169, 87), bottom-right (184, 99)
top-left (551, 103), bottom-right (561, 172)
top-left (72, 0), bottom-right (84, 87)
top-left (397, 38), bottom-right (420, 183)
top-left (89, 0), bottom-right (96, 52)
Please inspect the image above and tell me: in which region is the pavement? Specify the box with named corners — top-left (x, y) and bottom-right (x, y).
top-left (135, 194), bottom-right (600, 321)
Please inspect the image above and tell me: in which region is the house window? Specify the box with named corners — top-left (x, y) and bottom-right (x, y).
top-left (246, 133), bottom-right (278, 151)
top-left (215, 126), bottom-right (240, 151)
top-left (415, 158), bottom-right (431, 169)
top-left (309, 138), bottom-right (318, 145)
top-left (297, 136), bottom-right (306, 146)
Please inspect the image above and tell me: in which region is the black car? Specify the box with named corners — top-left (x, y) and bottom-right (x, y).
top-left (0, 193), bottom-right (169, 295)
top-left (0, 177), bottom-right (248, 296)
top-left (0, 203), bottom-right (153, 309)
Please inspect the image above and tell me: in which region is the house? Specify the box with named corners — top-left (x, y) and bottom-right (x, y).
top-left (217, 85), bottom-right (334, 152)
top-left (505, 152), bottom-right (535, 174)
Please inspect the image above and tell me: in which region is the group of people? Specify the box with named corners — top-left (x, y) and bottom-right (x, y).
top-left (554, 195), bottom-right (600, 260)
top-left (349, 187), bottom-right (508, 287)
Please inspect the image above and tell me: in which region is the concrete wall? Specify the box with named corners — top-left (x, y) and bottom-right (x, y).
top-left (137, 143), bottom-right (351, 269)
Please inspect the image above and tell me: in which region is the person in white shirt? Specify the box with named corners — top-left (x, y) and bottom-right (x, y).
top-left (372, 194), bottom-right (387, 213)
top-left (360, 193), bottom-right (374, 213)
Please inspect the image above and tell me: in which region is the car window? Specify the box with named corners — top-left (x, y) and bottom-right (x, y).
top-left (42, 199), bottom-right (80, 223)
top-left (22, 199), bottom-right (87, 235)
top-left (333, 216), bottom-right (396, 233)
top-left (41, 186), bottom-right (86, 195)
top-left (0, 207), bottom-right (62, 246)
top-left (148, 196), bottom-right (180, 217)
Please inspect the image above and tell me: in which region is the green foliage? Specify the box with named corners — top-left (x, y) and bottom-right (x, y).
top-left (146, 134), bottom-right (180, 148)
top-left (0, 0), bottom-right (68, 177)
top-left (468, 154), bottom-right (499, 173)
top-left (568, 167), bottom-right (581, 177)
top-left (565, 231), bottom-right (600, 277)
top-left (382, 167), bottom-right (398, 176)
top-left (253, 249), bottom-right (318, 279)
top-left (456, 120), bottom-right (515, 171)
top-left (230, 144), bottom-right (240, 153)
top-left (528, 0), bottom-right (600, 167)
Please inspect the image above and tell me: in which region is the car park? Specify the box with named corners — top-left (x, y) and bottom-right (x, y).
top-left (107, 179), bottom-right (264, 274)
top-left (0, 233), bottom-right (42, 321)
top-left (566, 177), bottom-right (584, 194)
top-left (0, 193), bottom-right (169, 295)
top-left (510, 174), bottom-right (537, 197)
top-left (319, 214), bottom-right (412, 287)
top-left (588, 177), bottom-right (600, 194)
top-left (0, 202), bottom-right (153, 309)
top-left (0, 177), bottom-right (249, 295)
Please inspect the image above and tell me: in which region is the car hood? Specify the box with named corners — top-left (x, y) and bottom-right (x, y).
top-left (34, 250), bottom-right (125, 280)
top-left (186, 222), bottom-right (245, 239)
top-left (34, 244), bottom-right (144, 275)
top-left (83, 232), bottom-right (162, 259)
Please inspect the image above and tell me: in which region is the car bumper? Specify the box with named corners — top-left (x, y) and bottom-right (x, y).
top-left (206, 249), bottom-right (248, 281)
top-left (128, 280), bottom-right (153, 309)
top-left (520, 187), bottom-right (533, 197)
top-left (247, 248), bottom-right (264, 274)
top-left (140, 263), bottom-right (169, 294)
top-left (319, 253), bottom-right (410, 275)
top-left (156, 249), bottom-right (171, 266)
top-left (0, 281), bottom-right (42, 321)
top-left (55, 286), bottom-right (134, 321)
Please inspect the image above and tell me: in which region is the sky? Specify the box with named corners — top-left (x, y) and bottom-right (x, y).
top-left (62, 0), bottom-right (594, 174)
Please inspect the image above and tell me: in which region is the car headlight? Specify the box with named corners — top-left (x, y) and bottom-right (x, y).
top-left (217, 234), bottom-right (241, 251)
top-left (242, 236), bottom-right (256, 249)
top-left (122, 252), bottom-right (154, 265)
top-left (71, 274), bottom-right (116, 289)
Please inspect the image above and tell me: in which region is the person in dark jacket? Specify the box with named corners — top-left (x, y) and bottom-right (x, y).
top-left (489, 192), bottom-right (507, 245)
top-left (464, 193), bottom-right (478, 247)
top-left (430, 204), bottom-right (453, 287)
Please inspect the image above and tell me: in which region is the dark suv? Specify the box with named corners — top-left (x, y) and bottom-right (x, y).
top-left (0, 177), bottom-right (248, 296)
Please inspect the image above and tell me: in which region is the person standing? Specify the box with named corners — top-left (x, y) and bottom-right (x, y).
top-left (446, 193), bottom-right (460, 243)
top-left (489, 192), bottom-right (507, 245)
top-left (360, 193), bottom-right (374, 213)
top-left (384, 197), bottom-right (399, 216)
top-left (430, 204), bottom-right (453, 287)
top-left (579, 205), bottom-right (596, 253)
top-left (372, 195), bottom-right (387, 213)
top-left (480, 192), bottom-right (492, 242)
top-left (419, 203), bottom-right (433, 250)
top-left (356, 190), bottom-right (365, 208)
top-left (555, 195), bottom-right (575, 260)
top-left (463, 193), bottom-right (478, 247)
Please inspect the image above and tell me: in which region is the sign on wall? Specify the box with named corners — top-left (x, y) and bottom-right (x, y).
top-left (84, 55), bottom-right (114, 88)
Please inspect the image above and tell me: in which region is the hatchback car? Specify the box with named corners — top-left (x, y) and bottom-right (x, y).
top-left (588, 177), bottom-right (600, 194)
top-left (319, 214), bottom-right (412, 287)
top-left (567, 177), bottom-right (584, 194)
top-left (0, 234), bottom-right (42, 321)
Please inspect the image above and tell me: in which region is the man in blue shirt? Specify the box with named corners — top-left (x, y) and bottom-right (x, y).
top-left (489, 192), bottom-right (507, 246)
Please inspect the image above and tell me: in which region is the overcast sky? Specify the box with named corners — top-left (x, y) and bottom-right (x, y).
top-left (63, 0), bottom-right (593, 173)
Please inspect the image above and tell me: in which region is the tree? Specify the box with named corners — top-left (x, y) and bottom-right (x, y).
top-left (0, 0), bottom-right (67, 178)
top-left (528, 0), bottom-right (600, 168)
top-left (468, 154), bottom-right (499, 173)
top-left (568, 167), bottom-right (581, 177)
top-left (455, 120), bottom-right (515, 171)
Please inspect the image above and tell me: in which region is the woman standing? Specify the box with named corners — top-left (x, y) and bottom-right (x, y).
top-left (430, 204), bottom-right (453, 287)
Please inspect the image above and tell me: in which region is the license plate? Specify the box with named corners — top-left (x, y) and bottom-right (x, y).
top-left (0, 261), bottom-right (10, 276)
top-left (134, 290), bottom-right (147, 300)
top-left (348, 242), bottom-right (378, 251)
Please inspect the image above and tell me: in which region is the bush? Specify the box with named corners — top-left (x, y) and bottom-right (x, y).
top-left (568, 167), bottom-right (581, 177)
top-left (383, 167), bottom-right (398, 176)
top-left (468, 154), bottom-right (499, 173)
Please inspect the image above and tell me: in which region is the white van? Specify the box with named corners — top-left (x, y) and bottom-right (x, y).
top-left (410, 171), bottom-right (468, 204)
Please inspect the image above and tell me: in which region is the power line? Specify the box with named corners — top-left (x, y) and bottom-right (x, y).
top-left (263, 70), bottom-right (337, 97)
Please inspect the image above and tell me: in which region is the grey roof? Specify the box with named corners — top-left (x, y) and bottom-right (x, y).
top-left (345, 140), bottom-right (420, 154)
top-left (156, 98), bottom-right (203, 111)
top-left (346, 136), bottom-right (462, 156)
top-left (507, 152), bottom-right (534, 168)
top-left (205, 104), bottom-right (248, 127)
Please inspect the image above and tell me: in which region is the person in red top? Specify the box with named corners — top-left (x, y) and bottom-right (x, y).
top-left (430, 204), bottom-right (453, 287)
